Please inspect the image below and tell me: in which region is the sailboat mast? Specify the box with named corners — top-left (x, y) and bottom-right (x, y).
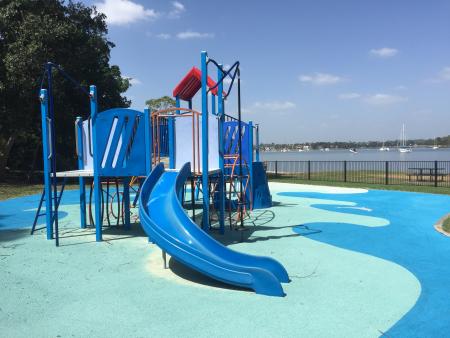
top-left (402, 124), bottom-right (405, 147)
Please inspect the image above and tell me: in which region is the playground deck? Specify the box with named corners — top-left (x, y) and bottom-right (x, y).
top-left (1, 182), bottom-right (450, 337)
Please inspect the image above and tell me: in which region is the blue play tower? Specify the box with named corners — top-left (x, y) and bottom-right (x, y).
top-left (33, 52), bottom-right (287, 296)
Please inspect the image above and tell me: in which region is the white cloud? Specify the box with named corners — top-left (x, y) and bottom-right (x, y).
top-left (95, 0), bottom-right (158, 25)
top-left (338, 92), bottom-right (361, 100)
top-left (426, 66), bottom-right (450, 83)
top-left (369, 47), bottom-right (398, 58)
top-left (169, 1), bottom-right (185, 18)
top-left (364, 93), bottom-right (407, 105)
top-left (125, 76), bottom-right (141, 86)
top-left (431, 66), bottom-right (450, 82)
top-left (252, 101), bottom-right (296, 111)
top-left (440, 67), bottom-right (450, 81)
top-left (156, 33), bottom-right (171, 40)
top-left (299, 73), bottom-right (344, 85)
top-left (176, 31), bottom-right (214, 39)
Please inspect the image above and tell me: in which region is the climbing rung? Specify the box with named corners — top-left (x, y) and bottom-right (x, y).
top-left (31, 177), bottom-right (67, 238)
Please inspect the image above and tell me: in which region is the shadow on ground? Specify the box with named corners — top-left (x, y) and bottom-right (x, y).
top-left (0, 229), bottom-right (30, 243)
top-left (168, 256), bottom-right (252, 293)
top-left (208, 209), bottom-right (307, 245)
top-left (56, 222), bottom-right (147, 247)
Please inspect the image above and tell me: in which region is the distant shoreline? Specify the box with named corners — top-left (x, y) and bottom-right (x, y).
top-left (261, 146), bottom-right (450, 152)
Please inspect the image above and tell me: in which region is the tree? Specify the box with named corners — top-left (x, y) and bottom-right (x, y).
top-left (0, 0), bottom-right (131, 177)
top-left (145, 96), bottom-right (176, 112)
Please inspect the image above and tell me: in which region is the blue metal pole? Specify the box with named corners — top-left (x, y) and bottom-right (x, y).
top-left (255, 124), bottom-right (260, 162)
top-left (168, 115), bottom-right (175, 169)
top-left (248, 120), bottom-right (254, 210)
top-left (176, 97), bottom-right (181, 113)
top-left (169, 96), bottom-right (181, 169)
top-left (40, 89), bottom-right (53, 240)
top-left (47, 62), bottom-right (59, 244)
top-left (123, 177), bottom-right (131, 229)
top-left (76, 117), bottom-right (86, 228)
top-left (90, 85), bottom-right (102, 241)
top-left (219, 170), bottom-right (225, 234)
top-left (201, 51), bottom-right (209, 230)
top-left (211, 94), bottom-right (216, 116)
top-left (218, 64), bottom-right (224, 171)
top-left (249, 121), bottom-right (254, 165)
top-left (144, 108), bottom-right (152, 173)
top-left (217, 64), bottom-right (225, 232)
top-left (144, 107), bottom-right (152, 242)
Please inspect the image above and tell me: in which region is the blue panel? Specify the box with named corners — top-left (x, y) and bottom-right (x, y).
top-left (94, 108), bottom-right (147, 177)
top-left (223, 120), bottom-right (250, 165)
top-left (251, 162), bottom-right (272, 209)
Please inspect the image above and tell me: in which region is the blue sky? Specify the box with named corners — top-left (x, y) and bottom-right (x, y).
top-left (82, 0), bottom-right (450, 143)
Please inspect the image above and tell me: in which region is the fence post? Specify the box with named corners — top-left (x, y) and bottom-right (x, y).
top-left (435, 160), bottom-right (438, 187)
top-left (308, 160), bottom-right (311, 180)
top-left (275, 160), bottom-right (278, 178)
top-left (385, 161), bottom-right (389, 185)
top-left (344, 160), bottom-right (347, 182)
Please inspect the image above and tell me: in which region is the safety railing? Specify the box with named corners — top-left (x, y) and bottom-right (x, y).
top-left (264, 160), bottom-right (450, 188)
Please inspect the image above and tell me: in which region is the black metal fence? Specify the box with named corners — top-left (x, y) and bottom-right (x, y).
top-left (264, 160), bottom-right (450, 188)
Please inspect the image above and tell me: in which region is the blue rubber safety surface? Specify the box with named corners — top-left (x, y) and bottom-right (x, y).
top-left (0, 193), bottom-right (69, 231)
top-left (280, 189), bottom-right (450, 337)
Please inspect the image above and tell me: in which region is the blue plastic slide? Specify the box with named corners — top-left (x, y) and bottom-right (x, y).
top-left (139, 162), bottom-right (289, 297)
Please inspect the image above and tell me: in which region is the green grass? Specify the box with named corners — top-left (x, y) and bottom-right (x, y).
top-left (0, 184), bottom-right (44, 200)
top-left (2, 172), bottom-right (450, 202)
top-left (268, 177), bottom-right (450, 195)
top-left (0, 183), bottom-right (80, 201)
top-left (442, 217), bottom-right (450, 233)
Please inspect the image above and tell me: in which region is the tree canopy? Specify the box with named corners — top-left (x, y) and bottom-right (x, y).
top-left (0, 0), bottom-right (131, 176)
top-left (145, 96), bottom-right (176, 112)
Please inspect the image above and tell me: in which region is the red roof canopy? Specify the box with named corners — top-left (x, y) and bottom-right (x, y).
top-left (172, 67), bottom-right (220, 101)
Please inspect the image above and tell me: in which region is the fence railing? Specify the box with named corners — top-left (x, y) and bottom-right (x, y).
top-left (264, 160), bottom-right (450, 188)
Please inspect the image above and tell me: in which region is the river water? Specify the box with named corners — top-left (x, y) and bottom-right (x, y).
top-left (260, 148), bottom-right (450, 162)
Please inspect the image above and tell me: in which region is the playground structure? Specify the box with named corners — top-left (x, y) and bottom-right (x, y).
top-left (32, 52), bottom-right (286, 296)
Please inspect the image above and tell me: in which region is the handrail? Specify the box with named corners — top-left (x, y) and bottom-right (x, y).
top-left (207, 59), bottom-right (240, 99)
top-left (42, 62), bottom-right (90, 97)
top-left (47, 117), bottom-right (53, 159)
top-left (151, 107), bottom-right (201, 116)
top-left (74, 120), bottom-right (79, 157)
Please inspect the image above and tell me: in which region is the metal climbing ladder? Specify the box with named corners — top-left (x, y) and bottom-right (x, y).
top-left (30, 178), bottom-right (66, 246)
